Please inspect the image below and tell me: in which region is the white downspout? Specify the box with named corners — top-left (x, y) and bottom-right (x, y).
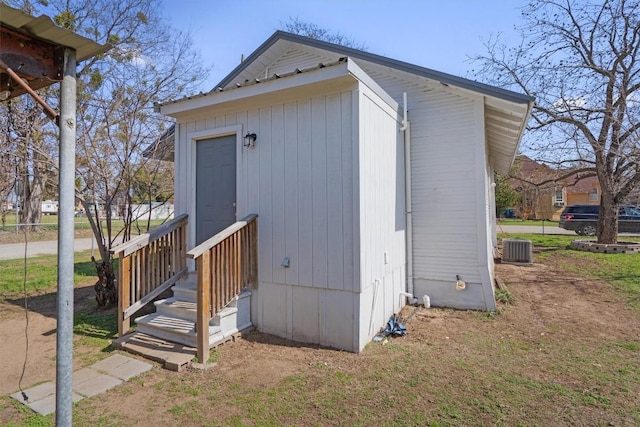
top-left (400, 92), bottom-right (416, 304)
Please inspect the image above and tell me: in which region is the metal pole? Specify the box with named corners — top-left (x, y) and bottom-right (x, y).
top-left (15, 189), bottom-right (18, 233)
top-left (56, 47), bottom-right (76, 427)
top-left (15, 177), bottom-right (21, 233)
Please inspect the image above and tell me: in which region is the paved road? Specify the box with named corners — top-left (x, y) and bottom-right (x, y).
top-left (498, 224), bottom-right (576, 235)
top-left (0, 237), bottom-right (106, 260)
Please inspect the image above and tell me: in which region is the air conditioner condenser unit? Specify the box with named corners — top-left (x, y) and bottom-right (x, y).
top-left (502, 239), bottom-right (533, 264)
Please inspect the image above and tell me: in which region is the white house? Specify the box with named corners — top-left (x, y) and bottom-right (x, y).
top-left (41, 200), bottom-right (59, 215)
top-left (130, 202), bottom-right (175, 221)
top-left (156, 31), bottom-right (533, 352)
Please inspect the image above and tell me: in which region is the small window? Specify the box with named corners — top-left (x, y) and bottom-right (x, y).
top-left (589, 187), bottom-right (598, 201)
top-left (554, 188), bottom-right (564, 205)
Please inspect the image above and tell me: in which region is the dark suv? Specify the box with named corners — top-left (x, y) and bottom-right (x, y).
top-left (559, 204), bottom-right (640, 235)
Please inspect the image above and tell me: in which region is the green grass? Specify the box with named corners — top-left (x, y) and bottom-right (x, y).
top-left (0, 251), bottom-right (99, 297)
top-left (74, 310), bottom-right (118, 349)
top-left (0, 214), bottom-right (93, 232)
top-left (495, 288), bottom-right (516, 304)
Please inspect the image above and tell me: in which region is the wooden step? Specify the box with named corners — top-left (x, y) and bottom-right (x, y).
top-left (172, 280), bottom-right (197, 303)
top-left (134, 313), bottom-right (222, 348)
top-left (136, 289), bottom-right (252, 348)
top-left (154, 297), bottom-right (196, 322)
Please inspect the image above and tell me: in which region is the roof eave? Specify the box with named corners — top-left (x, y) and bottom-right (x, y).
top-left (216, 30), bottom-right (535, 106)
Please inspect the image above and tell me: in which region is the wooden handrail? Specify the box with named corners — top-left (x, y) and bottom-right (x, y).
top-left (187, 214), bottom-right (258, 259)
top-left (114, 214), bottom-right (189, 336)
top-left (191, 214), bottom-right (258, 363)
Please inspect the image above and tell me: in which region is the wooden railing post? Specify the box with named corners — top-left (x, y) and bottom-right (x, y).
top-left (196, 254), bottom-right (211, 364)
top-left (251, 219), bottom-right (258, 286)
top-left (118, 253), bottom-right (131, 336)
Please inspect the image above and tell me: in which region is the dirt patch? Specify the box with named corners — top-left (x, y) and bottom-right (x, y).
top-left (1, 259), bottom-right (639, 426)
top-left (0, 284), bottom-right (107, 397)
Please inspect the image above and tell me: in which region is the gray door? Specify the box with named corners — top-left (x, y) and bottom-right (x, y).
top-left (196, 135), bottom-right (237, 245)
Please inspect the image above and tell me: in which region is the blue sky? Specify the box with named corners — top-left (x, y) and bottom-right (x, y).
top-left (162, 0), bottom-right (528, 91)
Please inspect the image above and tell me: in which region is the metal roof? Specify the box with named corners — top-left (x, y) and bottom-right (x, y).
top-left (0, 4), bottom-right (109, 62)
top-left (158, 57), bottom-right (348, 108)
top-left (217, 31), bottom-right (535, 105)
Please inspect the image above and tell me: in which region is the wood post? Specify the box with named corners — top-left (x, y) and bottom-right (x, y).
top-left (118, 253), bottom-right (131, 336)
top-left (196, 254), bottom-right (211, 364)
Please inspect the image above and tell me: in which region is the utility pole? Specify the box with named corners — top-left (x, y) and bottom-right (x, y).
top-left (56, 47), bottom-right (76, 427)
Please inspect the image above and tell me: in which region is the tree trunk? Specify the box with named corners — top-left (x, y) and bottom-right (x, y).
top-left (597, 196), bottom-right (618, 244)
top-left (92, 255), bottom-right (117, 308)
top-left (22, 174), bottom-right (44, 230)
top-left (82, 200), bottom-right (118, 307)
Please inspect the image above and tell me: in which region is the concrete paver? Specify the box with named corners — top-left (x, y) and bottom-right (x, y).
top-left (73, 369), bottom-right (123, 398)
top-left (9, 354), bottom-right (152, 416)
top-left (92, 353), bottom-right (153, 381)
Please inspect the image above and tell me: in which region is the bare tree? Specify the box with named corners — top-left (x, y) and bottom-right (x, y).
top-left (0, 107), bottom-right (18, 227)
top-left (474, 0), bottom-right (640, 244)
top-left (0, 95), bottom-right (58, 230)
top-left (281, 17), bottom-right (368, 50)
top-left (6, 0), bottom-right (208, 306)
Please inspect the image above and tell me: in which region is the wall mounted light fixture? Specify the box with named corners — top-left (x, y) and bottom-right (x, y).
top-left (244, 132), bottom-right (257, 148)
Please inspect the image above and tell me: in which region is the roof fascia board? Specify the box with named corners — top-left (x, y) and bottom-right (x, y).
top-left (216, 30), bottom-right (534, 106)
top-left (161, 60), bottom-right (352, 117)
top-left (346, 59), bottom-right (398, 112)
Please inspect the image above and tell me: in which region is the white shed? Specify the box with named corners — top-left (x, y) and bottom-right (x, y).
top-left (157, 31), bottom-right (533, 352)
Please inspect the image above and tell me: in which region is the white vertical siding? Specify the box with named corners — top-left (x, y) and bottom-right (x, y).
top-left (271, 105), bottom-right (286, 286)
top-left (311, 97), bottom-right (328, 288)
top-left (356, 84), bottom-right (406, 348)
top-left (174, 85), bottom-right (365, 350)
top-left (283, 103), bottom-right (299, 286)
top-left (174, 123), bottom-right (186, 215)
top-left (326, 94), bottom-right (344, 291)
top-left (259, 107), bottom-right (274, 283)
top-left (297, 99), bottom-right (313, 286)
